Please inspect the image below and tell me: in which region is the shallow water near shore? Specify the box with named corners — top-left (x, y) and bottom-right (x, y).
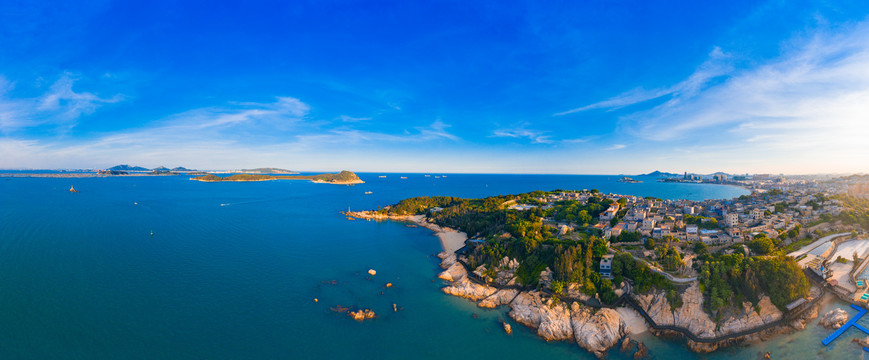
top-left (0, 173), bottom-right (863, 358)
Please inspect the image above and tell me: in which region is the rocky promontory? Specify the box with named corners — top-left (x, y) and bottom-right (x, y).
top-left (436, 253), bottom-right (625, 357)
top-left (635, 281), bottom-right (818, 352)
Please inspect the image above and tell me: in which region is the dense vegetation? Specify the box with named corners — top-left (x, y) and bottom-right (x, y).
top-left (376, 191), bottom-right (657, 303)
top-left (831, 195), bottom-right (869, 230)
top-left (683, 214), bottom-right (719, 229)
top-left (699, 254), bottom-right (809, 314)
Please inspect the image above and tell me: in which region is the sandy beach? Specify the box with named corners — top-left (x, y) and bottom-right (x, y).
top-left (347, 212), bottom-right (468, 253)
top-left (616, 307), bottom-right (649, 334)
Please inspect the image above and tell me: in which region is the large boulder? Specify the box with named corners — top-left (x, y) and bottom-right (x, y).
top-left (570, 303), bottom-right (626, 358)
top-left (442, 277), bottom-right (497, 301)
top-left (717, 296), bottom-right (782, 336)
top-left (437, 251), bottom-right (456, 269)
top-left (820, 308), bottom-right (849, 329)
top-left (478, 289), bottom-right (519, 308)
top-left (508, 292), bottom-right (573, 341)
top-left (438, 262), bottom-right (467, 282)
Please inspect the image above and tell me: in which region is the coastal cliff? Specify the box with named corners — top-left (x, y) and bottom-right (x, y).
top-left (436, 252), bottom-right (625, 357)
top-left (635, 282), bottom-right (817, 352)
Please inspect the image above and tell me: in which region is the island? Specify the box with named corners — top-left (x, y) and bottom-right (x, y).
top-left (239, 167), bottom-right (299, 174)
top-left (617, 176), bottom-right (642, 183)
top-left (192, 170), bottom-right (364, 185)
top-left (348, 182), bottom-right (869, 357)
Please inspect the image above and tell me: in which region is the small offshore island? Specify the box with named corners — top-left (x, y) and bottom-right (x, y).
top-left (192, 170), bottom-right (364, 185)
top-left (351, 175), bottom-right (869, 358)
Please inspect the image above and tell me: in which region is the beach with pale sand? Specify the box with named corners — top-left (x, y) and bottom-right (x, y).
top-left (346, 212), bottom-right (468, 253)
top-left (616, 307), bottom-right (649, 334)
top-left (406, 215), bottom-right (467, 253)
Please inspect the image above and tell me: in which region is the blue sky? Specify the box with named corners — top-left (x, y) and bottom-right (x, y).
top-left (1, 0), bottom-right (868, 174)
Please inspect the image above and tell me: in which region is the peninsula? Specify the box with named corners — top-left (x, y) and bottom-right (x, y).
top-left (192, 170), bottom-right (363, 185)
top-left (351, 176), bottom-right (869, 357)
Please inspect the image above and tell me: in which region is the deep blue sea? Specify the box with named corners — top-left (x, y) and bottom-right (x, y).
top-left (0, 173), bottom-right (863, 359)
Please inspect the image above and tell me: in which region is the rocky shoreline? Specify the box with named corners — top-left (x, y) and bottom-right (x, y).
top-left (635, 284), bottom-right (820, 352)
top-left (352, 210), bottom-right (822, 357)
top-left (435, 251), bottom-right (629, 358)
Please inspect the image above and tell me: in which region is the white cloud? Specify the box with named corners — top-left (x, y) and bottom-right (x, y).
top-left (555, 47), bottom-right (732, 116)
top-left (491, 125), bottom-right (553, 144)
top-left (0, 73), bottom-right (122, 132)
top-left (416, 120), bottom-right (459, 141)
top-left (0, 96), bottom-right (461, 169)
top-left (605, 144), bottom-right (626, 150)
top-left (337, 115), bottom-right (372, 122)
top-left (558, 22), bottom-right (869, 173)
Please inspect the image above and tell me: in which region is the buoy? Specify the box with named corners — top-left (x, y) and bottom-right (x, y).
top-left (368, 269), bottom-right (376, 276)
top-left (386, 283), bottom-right (393, 288)
top-left (314, 298), bottom-right (318, 303)
top-left (393, 304), bottom-right (398, 312)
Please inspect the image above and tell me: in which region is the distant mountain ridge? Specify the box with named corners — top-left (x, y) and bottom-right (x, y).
top-left (640, 170), bottom-right (680, 177)
top-left (108, 164), bottom-right (150, 171)
top-left (640, 170), bottom-right (734, 178)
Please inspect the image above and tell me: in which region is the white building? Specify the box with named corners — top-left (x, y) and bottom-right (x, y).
top-left (724, 213), bottom-right (739, 227)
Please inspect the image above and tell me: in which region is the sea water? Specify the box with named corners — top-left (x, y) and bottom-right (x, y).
top-left (0, 173), bottom-right (863, 359)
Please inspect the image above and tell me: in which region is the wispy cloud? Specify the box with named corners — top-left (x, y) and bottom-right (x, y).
top-left (337, 115), bottom-right (372, 122)
top-left (550, 22), bottom-right (869, 173)
top-left (491, 125), bottom-right (553, 144)
top-left (0, 96), bottom-right (460, 169)
top-left (163, 97), bottom-right (310, 131)
top-left (0, 73), bottom-right (122, 132)
top-left (416, 120), bottom-right (459, 141)
top-left (605, 144), bottom-right (626, 150)
top-left (555, 47), bottom-right (732, 116)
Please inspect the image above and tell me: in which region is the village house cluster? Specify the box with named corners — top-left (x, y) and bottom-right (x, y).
top-left (514, 176), bottom-right (850, 248)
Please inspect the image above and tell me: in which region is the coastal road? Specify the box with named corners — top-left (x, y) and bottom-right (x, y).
top-left (610, 247), bottom-right (697, 283)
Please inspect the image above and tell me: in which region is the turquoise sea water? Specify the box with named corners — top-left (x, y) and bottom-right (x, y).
top-left (0, 173), bottom-right (864, 359)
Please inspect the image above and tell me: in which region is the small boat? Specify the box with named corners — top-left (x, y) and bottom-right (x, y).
top-left (134, 202), bottom-right (138, 205)
top-left (347, 216), bottom-right (356, 221)
top-left (400, 177), bottom-right (407, 179)
top-left (150, 230), bottom-right (154, 236)
top-left (378, 175), bottom-right (387, 178)
top-left (434, 176), bottom-right (440, 178)
top-left (424, 175), bottom-right (430, 177)
top-left (69, 186), bottom-right (79, 193)
top-left (364, 191), bottom-right (373, 194)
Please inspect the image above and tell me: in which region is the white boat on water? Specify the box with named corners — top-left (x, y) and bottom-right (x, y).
top-left (364, 191), bottom-right (373, 194)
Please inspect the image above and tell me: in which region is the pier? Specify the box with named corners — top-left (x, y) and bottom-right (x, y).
top-left (822, 304), bottom-right (869, 351)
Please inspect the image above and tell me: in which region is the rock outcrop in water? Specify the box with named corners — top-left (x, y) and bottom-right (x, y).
top-left (478, 289), bottom-right (518, 308)
top-left (820, 308), bottom-right (849, 329)
top-left (438, 262), bottom-right (466, 282)
top-left (436, 254), bottom-right (624, 357)
top-left (506, 291), bottom-right (625, 357)
top-left (570, 304), bottom-right (626, 358)
top-left (348, 309), bottom-right (376, 321)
